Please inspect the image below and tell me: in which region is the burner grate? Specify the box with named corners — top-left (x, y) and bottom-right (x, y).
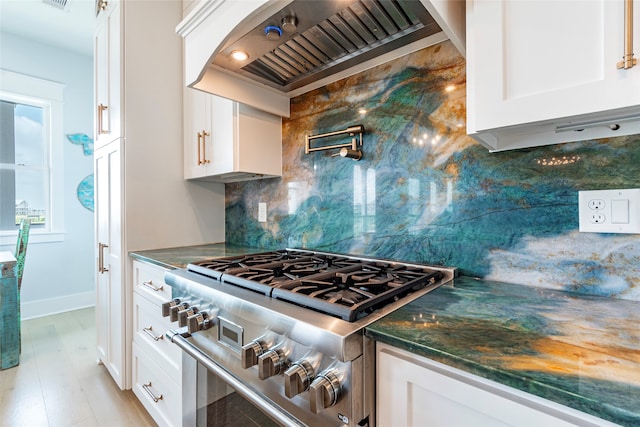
top-left (188, 250), bottom-right (316, 280)
top-left (187, 250), bottom-right (447, 321)
top-left (272, 264), bottom-right (444, 321)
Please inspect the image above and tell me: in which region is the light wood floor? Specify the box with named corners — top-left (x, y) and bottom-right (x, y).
top-left (0, 307), bottom-right (156, 427)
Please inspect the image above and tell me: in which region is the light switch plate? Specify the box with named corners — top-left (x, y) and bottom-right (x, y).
top-left (578, 188), bottom-right (640, 233)
top-left (258, 202), bottom-right (267, 223)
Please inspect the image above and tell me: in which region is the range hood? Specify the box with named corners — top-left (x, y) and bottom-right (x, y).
top-left (213, 0), bottom-right (442, 93)
top-left (177, 0), bottom-right (466, 117)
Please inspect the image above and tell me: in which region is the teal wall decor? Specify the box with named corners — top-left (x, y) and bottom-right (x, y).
top-left (77, 174), bottom-right (94, 212)
top-left (66, 133), bottom-right (94, 156)
top-left (225, 41), bottom-right (640, 301)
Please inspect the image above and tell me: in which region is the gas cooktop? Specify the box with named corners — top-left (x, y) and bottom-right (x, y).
top-left (188, 249), bottom-right (448, 321)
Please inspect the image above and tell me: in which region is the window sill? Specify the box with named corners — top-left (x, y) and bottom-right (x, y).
top-left (0, 231), bottom-right (65, 246)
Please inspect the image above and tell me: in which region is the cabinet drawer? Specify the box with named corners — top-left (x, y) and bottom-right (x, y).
top-left (133, 260), bottom-right (172, 305)
top-left (133, 292), bottom-right (181, 381)
top-left (133, 342), bottom-right (181, 427)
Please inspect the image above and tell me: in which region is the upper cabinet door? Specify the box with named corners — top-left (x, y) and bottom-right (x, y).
top-left (183, 89), bottom-right (282, 182)
top-left (466, 0), bottom-right (640, 152)
top-left (184, 87), bottom-right (214, 179)
top-left (94, 0), bottom-right (122, 150)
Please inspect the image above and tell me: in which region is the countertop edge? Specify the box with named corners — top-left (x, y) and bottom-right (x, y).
top-left (129, 252), bottom-right (177, 270)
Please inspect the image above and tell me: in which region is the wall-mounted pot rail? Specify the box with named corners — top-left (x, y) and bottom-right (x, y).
top-left (305, 125), bottom-right (364, 160)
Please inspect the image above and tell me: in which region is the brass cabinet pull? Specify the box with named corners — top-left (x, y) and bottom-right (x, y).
top-left (142, 326), bottom-right (163, 341)
top-left (142, 382), bottom-right (163, 403)
top-left (141, 280), bottom-right (163, 292)
top-left (617, 0), bottom-right (637, 69)
top-left (98, 0), bottom-right (108, 11)
top-left (98, 242), bottom-right (109, 273)
top-left (97, 104), bottom-right (109, 134)
top-left (197, 131), bottom-right (202, 165)
top-left (200, 130), bottom-right (211, 165)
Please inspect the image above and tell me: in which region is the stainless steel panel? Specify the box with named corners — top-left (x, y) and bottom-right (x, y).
top-left (212, 0), bottom-right (443, 92)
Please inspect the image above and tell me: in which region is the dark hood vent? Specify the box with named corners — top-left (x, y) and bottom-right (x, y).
top-left (213, 0), bottom-right (442, 93)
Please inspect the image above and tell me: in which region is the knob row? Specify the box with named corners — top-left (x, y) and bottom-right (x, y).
top-left (161, 298), bottom-right (214, 334)
top-left (241, 339), bottom-right (342, 413)
top-left (161, 301), bottom-right (342, 414)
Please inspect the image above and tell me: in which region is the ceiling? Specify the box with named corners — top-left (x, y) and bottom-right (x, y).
top-left (0, 0), bottom-right (94, 56)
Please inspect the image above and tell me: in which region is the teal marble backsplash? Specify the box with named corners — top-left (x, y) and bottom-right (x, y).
top-left (225, 41), bottom-right (640, 301)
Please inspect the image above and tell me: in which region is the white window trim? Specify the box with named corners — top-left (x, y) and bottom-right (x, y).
top-left (0, 69), bottom-right (65, 245)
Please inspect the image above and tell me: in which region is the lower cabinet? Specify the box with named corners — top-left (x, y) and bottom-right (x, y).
top-left (376, 343), bottom-right (617, 427)
top-left (132, 260), bottom-right (181, 426)
top-left (133, 343), bottom-right (181, 427)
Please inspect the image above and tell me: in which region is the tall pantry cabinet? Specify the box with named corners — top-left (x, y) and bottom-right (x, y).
top-left (93, 0), bottom-right (225, 390)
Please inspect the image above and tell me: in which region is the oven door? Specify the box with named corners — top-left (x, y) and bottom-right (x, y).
top-left (168, 330), bottom-right (305, 427)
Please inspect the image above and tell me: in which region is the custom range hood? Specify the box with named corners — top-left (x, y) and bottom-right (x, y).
top-left (214, 0), bottom-right (442, 92)
top-left (178, 0), bottom-right (465, 117)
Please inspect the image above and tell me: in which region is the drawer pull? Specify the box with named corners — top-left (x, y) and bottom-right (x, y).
top-left (142, 382), bottom-right (163, 403)
top-left (142, 280), bottom-right (163, 292)
top-left (143, 326), bottom-right (163, 341)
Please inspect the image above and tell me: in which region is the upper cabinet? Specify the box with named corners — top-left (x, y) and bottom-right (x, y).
top-left (94, 0), bottom-right (122, 150)
top-left (176, 0), bottom-right (466, 116)
top-left (184, 88), bottom-right (282, 183)
top-left (466, 0), bottom-right (640, 152)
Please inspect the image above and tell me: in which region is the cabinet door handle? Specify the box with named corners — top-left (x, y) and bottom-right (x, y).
top-left (201, 130), bottom-right (211, 164)
top-left (617, 0), bottom-right (637, 69)
top-left (97, 104), bottom-right (109, 135)
top-left (142, 382), bottom-right (163, 403)
top-left (97, 104), bottom-right (103, 136)
top-left (143, 326), bottom-right (163, 341)
top-left (141, 280), bottom-right (163, 292)
top-left (98, 242), bottom-right (109, 273)
top-left (98, 0), bottom-right (108, 11)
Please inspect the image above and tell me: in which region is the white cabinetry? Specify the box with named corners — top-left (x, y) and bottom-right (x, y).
top-left (93, 0), bottom-right (225, 391)
top-left (376, 343), bottom-right (617, 427)
top-left (94, 0), bottom-right (121, 150)
top-left (184, 88), bottom-right (282, 183)
top-left (95, 138), bottom-right (124, 388)
top-left (132, 261), bottom-right (181, 427)
top-left (466, 0), bottom-right (640, 152)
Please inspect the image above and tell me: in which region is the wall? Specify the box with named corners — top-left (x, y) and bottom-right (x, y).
top-left (226, 41), bottom-right (640, 301)
top-left (0, 32), bottom-right (95, 318)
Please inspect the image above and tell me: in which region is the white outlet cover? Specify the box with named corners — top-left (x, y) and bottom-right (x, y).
top-left (258, 202), bottom-right (267, 223)
top-left (578, 188), bottom-right (640, 233)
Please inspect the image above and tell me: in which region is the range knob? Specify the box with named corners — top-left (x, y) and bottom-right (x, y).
top-left (187, 311), bottom-right (213, 334)
top-left (177, 306), bottom-right (198, 327)
top-left (309, 370), bottom-right (341, 414)
top-left (241, 340), bottom-right (267, 369)
top-left (169, 302), bottom-right (189, 322)
top-left (284, 360), bottom-right (314, 398)
top-left (258, 348), bottom-right (286, 380)
top-left (161, 298), bottom-right (180, 317)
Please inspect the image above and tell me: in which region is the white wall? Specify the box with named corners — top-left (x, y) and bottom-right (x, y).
top-left (0, 31), bottom-right (95, 318)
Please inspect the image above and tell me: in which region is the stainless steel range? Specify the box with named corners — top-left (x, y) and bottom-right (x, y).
top-left (164, 249), bottom-right (456, 427)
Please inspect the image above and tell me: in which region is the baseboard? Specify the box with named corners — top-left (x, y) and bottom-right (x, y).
top-left (21, 291), bottom-right (95, 320)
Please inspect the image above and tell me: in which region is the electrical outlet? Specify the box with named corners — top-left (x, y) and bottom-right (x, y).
top-left (258, 202), bottom-right (267, 223)
top-left (579, 189), bottom-right (640, 233)
top-left (587, 199), bottom-right (605, 210)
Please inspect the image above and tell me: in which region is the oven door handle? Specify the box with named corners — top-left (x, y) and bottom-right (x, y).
top-left (166, 329), bottom-right (306, 427)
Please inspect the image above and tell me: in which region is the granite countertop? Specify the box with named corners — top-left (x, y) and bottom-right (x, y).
top-left (129, 245), bottom-right (639, 425)
top-left (129, 243), bottom-right (266, 270)
top-left (366, 276), bottom-right (640, 426)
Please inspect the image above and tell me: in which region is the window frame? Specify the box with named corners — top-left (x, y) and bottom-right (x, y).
top-left (0, 69), bottom-right (65, 244)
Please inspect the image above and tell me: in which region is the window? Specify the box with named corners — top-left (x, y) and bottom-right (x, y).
top-left (0, 69), bottom-right (65, 244)
top-left (1, 101), bottom-right (48, 229)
